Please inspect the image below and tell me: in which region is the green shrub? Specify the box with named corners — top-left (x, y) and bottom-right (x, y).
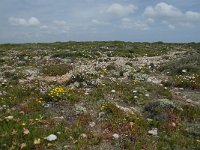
top-left (162, 74), bottom-right (200, 89)
top-left (100, 102), bottom-right (124, 118)
top-left (159, 54), bottom-right (200, 74)
top-left (42, 64), bottom-right (73, 76)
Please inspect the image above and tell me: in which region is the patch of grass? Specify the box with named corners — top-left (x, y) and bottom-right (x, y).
top-left (113, 82), bottom-right (172, 105)
top-left (100, 102), bottom-right (124, 118)
top-left (162, 74), bottom-right (200, 89)
top-left (0, 85), bottom-right (38, 106)
top-left (159, 53), bottom-right (200, 74)
top-left (52, 50), bottom-right (101, 59)
top-left (42, 64), bottom-right (73, 76)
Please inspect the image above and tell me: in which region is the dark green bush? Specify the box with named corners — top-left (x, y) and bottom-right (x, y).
top-left (42, 64), bottom-right (73, 76)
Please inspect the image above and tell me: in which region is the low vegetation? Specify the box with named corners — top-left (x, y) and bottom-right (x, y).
top-left (0, 41), bottom-right (200, 149)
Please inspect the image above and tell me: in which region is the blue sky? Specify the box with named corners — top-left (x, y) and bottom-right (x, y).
top-left (0, 0), bottom-right (200, 43)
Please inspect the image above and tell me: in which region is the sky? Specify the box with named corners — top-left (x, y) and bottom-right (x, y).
top-left (0, 0), bottom-right (200, 43)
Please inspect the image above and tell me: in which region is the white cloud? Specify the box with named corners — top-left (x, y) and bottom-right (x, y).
top-left (9, 17), bottom-right (40, 27)
top-left (92, 19), bottom-right (101, 24)
top-left (107, 3), bottom-right (137, 17)
top-left (91, 19), bottom-right (109, 26)
top-left (53, 20), bottom-right (67, 27)
top-left (40, 25), bottom-right (48, 30)
top-left (178, 22), bottom-right (194, 27)
top-left (146, 18), bottom-right (154, 24)
top-left (186, 11), bottom-right (200, 21)
top-left (52, 20), bottom-right (70, 33)
top-left (144, 2), bottom-right (182, 18)
top-left (28, 17), bottom-right (40, 26)
top-left (121, 17), bottom-right (153, 30)
top-left (162, 21), bottom-right (175, 29)
top-left (144, 2), bottom-right (200, 29)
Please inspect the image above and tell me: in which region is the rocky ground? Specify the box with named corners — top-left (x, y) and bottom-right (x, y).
top-left (0, 41), bottom-right (200, 149)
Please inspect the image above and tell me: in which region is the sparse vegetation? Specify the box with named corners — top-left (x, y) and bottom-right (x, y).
top-left (0, 41), bottom-right (200, 149)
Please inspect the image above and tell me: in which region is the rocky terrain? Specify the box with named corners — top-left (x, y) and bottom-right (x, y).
top-left (0, 41), bottom-right (200, 149)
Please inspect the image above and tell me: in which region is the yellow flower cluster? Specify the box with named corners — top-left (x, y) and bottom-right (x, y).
top-left (132, 80), bottom-right (140, 84)
top-left (35, 97), bottom-right (43, 103)
top-left (48, 86), bottom-right (65, 98)
top-left (100, 102), bottom-right (109, 111)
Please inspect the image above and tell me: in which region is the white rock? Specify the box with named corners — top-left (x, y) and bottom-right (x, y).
top-left (75, 104), bottom-right (87, 114)
top-left (147, 118), bottom-right (153, 122)
top-left (172, 122), bottom-right (176, 127)
top-left (89, 122), bottom-right (96, 128)
top-left (100, 75), bottom-right (104, 78)
top-left (74, 82), bottom-right (80, 88)
top-left (5, 116), bottom-right (14, 120)
top-left (132, 90), bottom-right (138, 93)
top-left (46, 134), bottom-right (57, 141)
top-left (148, 128), bottom-right (158, 136)
top-left (186, 99), bottom-right (193, 103)
top-left (43, 103), bottom-right (50, 108)
top-left (182, 69), bottom-right (187, 73)
top-left (80, 133), bottom-right (87, 139)
top-left (98, 112), bottom-right (105, 119)
top-left (111, 90), bottom-right (116, 93)
top-left (3, 105), bottom-right (7, 108)
top-left (112, 133), bottom-right (120, 139)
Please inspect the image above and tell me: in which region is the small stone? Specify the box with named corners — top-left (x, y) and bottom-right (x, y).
top-left (100, 75), bottom-right (104, 78)
top-left (46, 134), bottom-right (57, 141)
top-left (182, 69), bottom-right (187, 73)
top-left (89, 122), bottom-right (96, 128)
top-left (64, 145), bottom-right (71, 149)
top-left (19, 111), bottom-right (25, 115)
top-left (172, 122), bottom-right (176, 127)
top-left (132, 90), bottom-right (138, 93)
top-left (54, 116), bottom-right (64, 122)
top-left (112, 133), bottom-right (120, 139)
top-left (75, 104), bottom-right (87, 114)
top-left (183, 95), bottom-right (188, 99)
top-left (186, 99), bottom-right (193, 103)
top-left (148, 128), bottom-right (158, 136)
top-left (85, 92), bottom-right (89, 95)
top-left (43, 103), bottom-right (50, 108)
top-left (175, 92), bottom-right (181, 96)
top-left (111, 90), bottom-right (116, 93)
top-left (80, 133), bottom-right (87, 139)
top-left (5, 116), bottom-right (14, 120)
top-left (74, 82), bottom-right (80, 88)
top-left (147, 118), bottom-right (153, 122)
top-left (98, 112), bottom-right (105, 119)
